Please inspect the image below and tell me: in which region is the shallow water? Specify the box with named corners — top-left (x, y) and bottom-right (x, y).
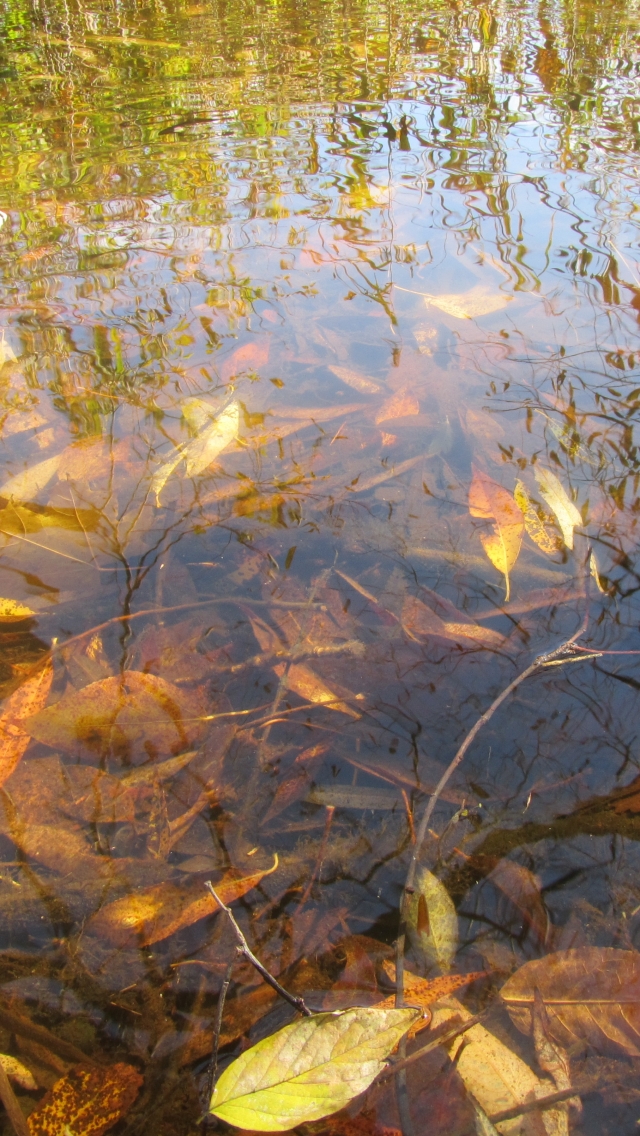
top-left (0, 0), bottom-right (639, 1132)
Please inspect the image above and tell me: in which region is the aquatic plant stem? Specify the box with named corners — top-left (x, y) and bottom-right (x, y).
top-left (204, 954), bottom-right (237, 1112)
top-left (0, 1059), bottom-right (29, 1136)
top-left (205, 882), bottom-right (313, 1017)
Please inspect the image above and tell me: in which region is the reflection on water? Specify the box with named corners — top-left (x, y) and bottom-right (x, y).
top-left (0, 0), bottom-right (639, 1131)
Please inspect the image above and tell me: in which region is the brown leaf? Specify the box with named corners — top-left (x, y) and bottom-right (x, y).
top-left (469, 468), bottom-right (523, 601)
top-left (85, 858), bottom-right (278, 947)
top-left (27, 1063), bottom-right (143, 1136)
top-left (261, 743), bottom-right (329, 823)
top-left (328, 366), bottom-right (382, 395)
top-left (401, 597), bottom-right (503, 649)
top-left (273, 663), bottom-right (361, 718)
top-left (487, 860), bottom-right (549, 945)
top-left (0, 663), bottom-right (53, 788)
top-left (532, 989), bottom-right (580, 1112)
top-left (26, 671), bottom-right (206, 763)
top-left (501, 948), bottom-right (640, 1057)
top-left (9, 821), bottom-right (113, 880)
top-left (375, 390), bottom-right (419, 425)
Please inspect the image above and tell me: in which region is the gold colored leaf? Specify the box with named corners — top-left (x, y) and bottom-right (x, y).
top-left (208, 1006), bottom-right (419, 1131)
top-left (406, 867), bottom-right (457, 973)
top-left (469, 468), bottom-right (523, 601)
top-left (375, 390), bottom-right (419, 425)
top-left (328, 366), bottom-right (381, 394)
top-left (0, 599), bottom-right (36, 621)
top-left (0, 1054), bottom-right (37, 1090)
top-left (85, 858), bottom-right (278, 947)
top-left (423, 284), bottom-right (511, 320)
top-left (533, 467), bottom-right (582, 550)
top-left (514, 480), bottom-right (559, 554)
top-left (273, 662), bottom-right (361, 719)
top-left (27, 1063), bottom-right (143, 1136)
top-left (0, 663), bottom-right (53, 788)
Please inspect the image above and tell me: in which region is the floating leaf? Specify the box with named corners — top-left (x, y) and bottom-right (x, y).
top-left (469, 468), bottom-right (524, 601)
top-left (0, 1054), bottom-right (37, 1090)
top-left (513, 480), bottom-right (559, 554)
top-left (533, 468), bottom-right (582, 550)
top-left (501, 947), bottom-right (640, 1058)
top-left (208, 1006), bottom-right (419, 1131)
top-left (27, 1063), bottom-right (143, 1136)
top-left (0, 599), bottom-right (36, 621)
top-left (430, 998), bottom-right (556, 1136)
top-left (375, 391), bottom-right (419, 424)
top-left (86, 858), bottom-right (278, 947)
top-left (423, 284), bottom-right (510, 320)
top-left (26, 671), bottom-right (206, 763)
top-left (273, 663), bottom-right (360, 719)
top-left (0, 663), bottom-right (53, 788)
top-left (406, 867), bottom-right (457, 973)
top-left (328, 366), bottom-right (381, 395)
top-left (0, 453), bottom-right (62, 501)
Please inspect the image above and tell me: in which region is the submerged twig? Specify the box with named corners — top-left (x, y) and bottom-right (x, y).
top-left (203, 954), bottom-right (237, 1114)
top-left (204, 882), bottom-right (313, 1017)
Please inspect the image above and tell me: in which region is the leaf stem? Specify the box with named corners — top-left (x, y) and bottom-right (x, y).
top-left (204, 882), bottom-right (313, 1017)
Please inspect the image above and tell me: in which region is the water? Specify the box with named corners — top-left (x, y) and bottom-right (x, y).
top-left (0, 0), bottom-right (639, 1132)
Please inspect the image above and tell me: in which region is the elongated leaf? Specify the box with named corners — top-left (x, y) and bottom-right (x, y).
top-left (514, 480), bottom-right (559, 554)
top-left (406, 867), bottom-right (457, 973)
top-left (208, 1006), bottom-right (419, 1131)
top-left (0, 453), bottom-right (62, 501)
top-left (375, 391), bottom-right (419, 424)
top-left (328, 366), bottom-right (381, 394)
top-left (469, 469), bottom-right (523, 601)
top-left (262, 743), bottom-right (329, 823)
top-left (423, 284), bottom-right (510, 320)
top-left (501, 947), bottom-right (640, 1057)
top-left (26, 671), bottom-right (206, 762)
top-left (487, 860), bottom-right (548, 945)
top-left (533, 468), bottom-right (582, 549)
top-left (401, 597), bottom-right (503, 649)
top-left (183, 400), bottom-right (239, 477)
top-left (0, 663), bottom-right (53, 787)
top-left (273, 662), bottom-right (360, 719)
top-left (430, 998), bottom-right (558, 1136)
top-left (86, 858), bottom-right (278, 946)
top-left (27, 1063), bottom-right (143, 1136)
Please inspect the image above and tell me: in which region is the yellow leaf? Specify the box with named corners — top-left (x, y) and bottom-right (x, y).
top-left (590, 551), bottom-right (606, 593)
top-left (423, 284), bottom-right (511, 320)
top-left (514, 480), bottom-right (559, 555)
top-left (27, 1063), bottom-right (143, 1136)
top-left (0, 599), bottom-right (35, 621)
top-left (0, 453), bottom-right (62, 501)
top-left (328, 365), bottom-right (381, 394)
top-left (407, 867), bottom-right (458, 973)
top-left (533, 468), bottom-right (582, 550)
top-left (0, 1054), bottom-right (37, 1090)
top-left (480, 529), bottom-right (522, 602)
top-left (469, 468), bottom-right (524, 601)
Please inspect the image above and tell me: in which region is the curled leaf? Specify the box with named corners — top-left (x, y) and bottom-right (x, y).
top-left (406, 867), bottom-right (457, 973)
top-left (533, 468), bottom-right (582, 550)
top-left (208, 1006), bottom-right (419, 1131)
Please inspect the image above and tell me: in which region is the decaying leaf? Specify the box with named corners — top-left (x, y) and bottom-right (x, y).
top-left (0, 453), bottom-right (62, 501)
top-left (0, 1054), bottom-right (37, 1090)
top-left (487, 860), bottom-right (549, 945)
top-left (533, 468), bottom-right (582, 550)
top-left (0, 662), bottom-right (53, 788)
top-left (0, 599), bottom-right (36, 621)
top-left (328, 366), bottom-right (381, 395)
top-left (262, 743), bottom-right (329, 823)
top-left (273, 663), bottom-right (361, 718)
top-left (26, 671), bottom-right (206, 762)
top-left (375, 391), bottom-right (419, 425)
top-left (27, 1063), bottom-right (143, 1136)
top-left (85, 858), bottom-right (278, 947)
top-left (208, 1006), bottom-right (419, 1131)
top-left (501, 947), bottom-right (640, 1057)
top-left (378, 962), bottom-right (486, 1035)
top-left (406, 867), bottom-right (457, 973)
top-left (431, 998), bottom-right (558, 1136)
top-left (532, 989), bottom-right (580, 1112)
top-left (469, 468), bottom-right (524, 601)
top-left (514, 480), bottom-right (559, 554)
top-left (423, 284), bottom-right (511, 320)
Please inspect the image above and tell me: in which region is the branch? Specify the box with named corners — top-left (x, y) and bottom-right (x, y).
top-left (204, 883), bottom-right (313, 1017)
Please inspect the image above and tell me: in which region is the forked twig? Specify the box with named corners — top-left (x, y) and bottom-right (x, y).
top-left (204, 882), bottom-right (313, 1017)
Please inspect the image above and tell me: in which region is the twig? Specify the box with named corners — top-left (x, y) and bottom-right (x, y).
top-left (0, 1059), bottom-right (30, 1136)
top-left (295, 805), bottom-right (335, 910)
top-left (395, 615), bottom-right (590, 1011)
top-left (204, 883), bottom-right (313, 1017)
top-left (382, 1013), bottom-right (486, 1078)
top-left (203, 954), bottom-right (237, 1115)
top-left (489, 1081), bottom-right (589, 1123)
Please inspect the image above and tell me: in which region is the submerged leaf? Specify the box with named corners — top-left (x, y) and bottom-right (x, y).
top-left (406, 867), bottom-right (457, 973)
top-left (86, 859), bottom-right (278, 947)
top-left (533, 468), bottom-right (582, 549)
top-left (0, 453), bottom-right (62, 501)
top-left (0, 1054), bottom-right (37, 1090)
top-left (423, 284), bottom-right (510, 320)
top-left (328, 366), bottom-right (381, 395)
top-left (208, 1006), bottom-right (419, 1131)
top-left (375, 391), bottom-right (419, 424)
top-left (26, 671), bottom-right (205, 762)
top-left (501, 947), bottom-right (640, 1057)
top-left (487, 860), bottom-right (549, 945)
top-left (274, 662), bottom-right (360, 719)
top-left (469, 469), bottom-right (523, 601)
top-left (151, 402), bottom-right (239, 503)
top-left (514, 480), bottom-right (559, 554)
top-left (378, 962), bottom-right (485, 1035)
top-left (27, 1063), bottom-right (143, 1136)
top-left (0, 663), bottom-right (53, 788)
top-left (0, 599), bottom-right (36, 621)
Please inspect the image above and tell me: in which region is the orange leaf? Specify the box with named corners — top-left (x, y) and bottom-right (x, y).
top-left (0, 662), bottom-right (53, 788)
top-left (221, 340), bottom-right (270, 381)
top-left (375, 390), bottom-right (419, 425)
top-left (402, 597), bottom-right (503, 649)
top-left (85, 857), bottom-right (278, 947)
top-left (378, 962), bottom-right (487, 1035)
top-left (273, 663), bottom-right (361, 718)
top-left (27, 1063), bottom-right (142, 1136)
